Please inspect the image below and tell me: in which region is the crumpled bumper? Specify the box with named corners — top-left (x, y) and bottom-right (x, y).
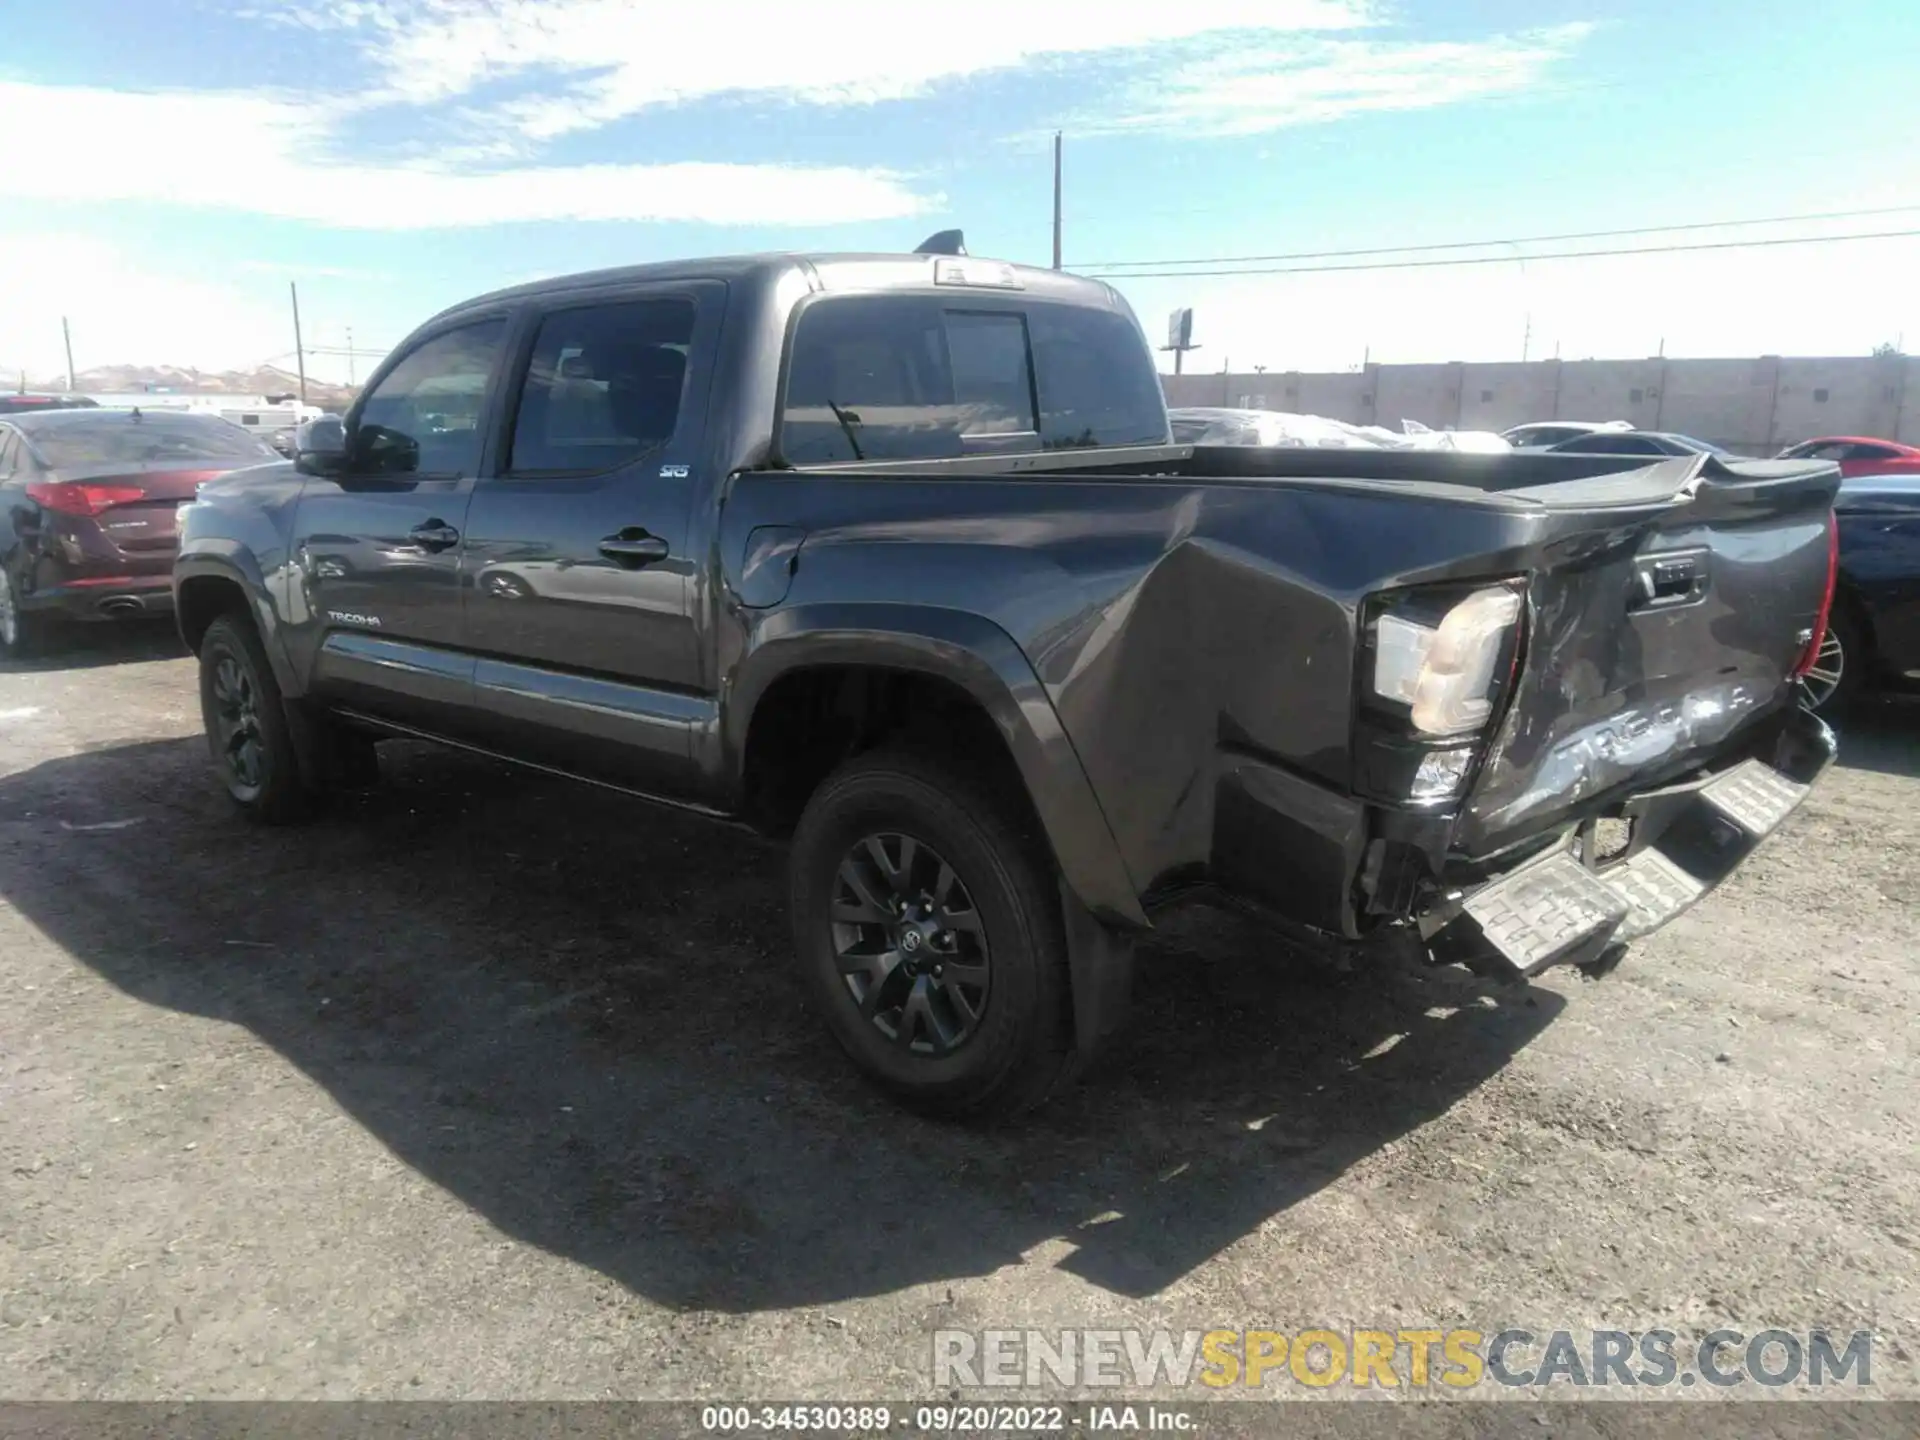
top-left (1424, 703), bottom-right (1836, 977)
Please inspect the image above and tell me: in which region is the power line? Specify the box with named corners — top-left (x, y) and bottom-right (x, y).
top-left (1076, 203), bottom-right (1920, 273)
top-left (1079, 227), bottom-right (1920, 281)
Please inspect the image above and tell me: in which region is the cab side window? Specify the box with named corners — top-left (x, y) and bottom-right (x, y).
top-left (355, 319), bottom-right (506, 477)
top-left (506, 298), bottom-right (696, 475)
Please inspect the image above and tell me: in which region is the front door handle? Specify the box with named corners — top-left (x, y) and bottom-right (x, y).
top-left (599, 530), bottom-right (671, 567)
top-left (409, 520), bottom-right (461, 552)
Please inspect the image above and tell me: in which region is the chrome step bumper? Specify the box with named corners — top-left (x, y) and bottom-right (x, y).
top-left (1439, 737), bottom-right (1828, 978)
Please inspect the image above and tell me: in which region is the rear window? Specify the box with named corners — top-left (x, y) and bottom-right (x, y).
top-left (780, 296), bottom-right (1167, 464)
top-left (22, 412), bottom-right (279, 468)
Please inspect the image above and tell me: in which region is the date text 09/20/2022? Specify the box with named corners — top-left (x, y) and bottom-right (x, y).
top-left (700, 1406), bottom-right (1192, 1433)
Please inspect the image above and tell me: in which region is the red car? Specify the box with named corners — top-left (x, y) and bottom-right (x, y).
top-left (1776, 436), bottom-right (1920, 478)
top-left (0, 408), bottom-right (279, 656)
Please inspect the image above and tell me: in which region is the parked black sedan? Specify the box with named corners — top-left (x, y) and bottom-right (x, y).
top-left (1811, 472), bottom-right (1920, 712)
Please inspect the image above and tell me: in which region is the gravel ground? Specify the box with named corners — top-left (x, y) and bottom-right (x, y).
top-left (1, 624), bottom-right (1916, 1412)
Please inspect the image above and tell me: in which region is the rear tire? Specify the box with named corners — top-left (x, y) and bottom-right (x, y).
top-left (788, 746), bottom-right (1075, 1121)
top-left (198, 613), bottom-right (316, 824)
top-left (0, 566), bottom-right (52, 659)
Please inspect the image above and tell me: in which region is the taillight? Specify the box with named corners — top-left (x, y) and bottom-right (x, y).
top-left (1357, 579), bottom-right (1528, 804)
top-left (1792, 510), bottom-right (1839, 679)
top-left (25, 482), bottom-right (148, 517)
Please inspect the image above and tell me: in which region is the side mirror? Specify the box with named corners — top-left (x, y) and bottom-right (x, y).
top-left (294, 416), bottom-right (350, 475)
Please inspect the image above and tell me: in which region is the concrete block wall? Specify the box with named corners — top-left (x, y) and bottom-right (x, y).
top-left (1162, 352), bottom-right (1920, 454)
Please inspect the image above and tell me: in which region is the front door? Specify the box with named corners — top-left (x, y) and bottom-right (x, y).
top-left (294, 315), bottom-right (509, 729)
top-left (458, 285), bottom-right (720, 797)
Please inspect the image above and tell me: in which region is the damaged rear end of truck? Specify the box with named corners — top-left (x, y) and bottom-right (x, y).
top-left (1199, 447), bottom-right (1842, 980)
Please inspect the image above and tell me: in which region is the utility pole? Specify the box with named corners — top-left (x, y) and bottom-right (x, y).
top-left (61, 317), bottom-right (76, 392)
top-left (1522, 312), bottom-right (1532, 363)
top-left (1051, 131), bottom-right (1063, 270)
top-left (346, 326), bottom-right (355, 388)
top-left (289, 282), bottom-right (308, 406)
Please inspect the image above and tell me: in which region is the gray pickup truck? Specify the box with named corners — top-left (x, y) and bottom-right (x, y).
top-left (175, 235), bottom-right (1840, 1118)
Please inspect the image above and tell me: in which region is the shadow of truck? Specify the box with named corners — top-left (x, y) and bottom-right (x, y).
top-left (0, 733), bottom-right (1560, 1309)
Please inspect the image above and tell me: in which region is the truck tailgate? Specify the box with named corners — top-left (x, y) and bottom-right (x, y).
top-left (1455, 454), bottom-right (1838, 857)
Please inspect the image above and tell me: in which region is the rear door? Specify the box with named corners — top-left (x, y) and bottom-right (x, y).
top-left (295, 315), bottom-right (509, 728)
top-left (456, 282), bottom-right (723, 798)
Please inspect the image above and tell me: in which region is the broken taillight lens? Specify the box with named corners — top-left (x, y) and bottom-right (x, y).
top-left (1357, 578), bottom-right (1529, 805)
top-left (1792, 510), bottom-right (1839, 679)
top-left (1371, 583), bottom-right (1526, 736)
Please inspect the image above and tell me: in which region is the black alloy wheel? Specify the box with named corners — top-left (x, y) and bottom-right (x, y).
top-left (789, 746), bottom-right (1076, 1120)
top-left (831, 832), bottom-right (991, 1056)
top-left (209, 649), bottom-right (267, 796)
top-left (197, 613), bottom-right (314, 823)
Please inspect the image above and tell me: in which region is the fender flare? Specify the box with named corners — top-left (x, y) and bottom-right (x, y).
top-left (173, 547), bottom-right (301, 699)
top-left (729, 601), bottom-right (1147, 934)
top-left (729, 603), bottom-right (1145, 1057)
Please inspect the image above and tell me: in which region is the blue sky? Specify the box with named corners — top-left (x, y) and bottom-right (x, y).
top-left (2, 0), bottom-right (1917, 383)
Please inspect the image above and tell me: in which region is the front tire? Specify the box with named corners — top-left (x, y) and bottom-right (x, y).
top-left (198, 614), bottom-right (315, 823)
top-left (788, 747), bottom-right (1075, 1121)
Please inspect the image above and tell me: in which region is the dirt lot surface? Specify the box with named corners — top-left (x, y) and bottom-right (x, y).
top-left (2, 626), bottom-right (1916, 1412)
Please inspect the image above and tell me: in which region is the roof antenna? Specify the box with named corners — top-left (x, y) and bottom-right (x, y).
top-left (914, 229), bottom-right (967, 257)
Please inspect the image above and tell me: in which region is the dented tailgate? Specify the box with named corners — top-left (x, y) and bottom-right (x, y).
top-left (1456, 454), bottom-right (1840, 859)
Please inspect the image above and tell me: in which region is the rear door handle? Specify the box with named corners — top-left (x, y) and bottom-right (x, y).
top-left (599, 530), bottom-right (671, 566)
top-left (409, 520), bottom-right (461, 552)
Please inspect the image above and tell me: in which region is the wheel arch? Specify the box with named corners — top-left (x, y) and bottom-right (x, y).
top-left (174, 551), bottom-right (299, 697)
top-left (730, 603), bottom-right (1142, 928)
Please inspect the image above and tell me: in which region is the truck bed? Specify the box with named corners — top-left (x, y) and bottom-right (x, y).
top-left (746, 445), bottom-right (1839, 911)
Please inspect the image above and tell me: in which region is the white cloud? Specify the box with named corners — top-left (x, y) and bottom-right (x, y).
top-left (0, 81), bottom-right (934, 228)
top-left (0, 234), bottom-right (296, 379)
top-left (261, 0), bottom-right (1379, 143)
top-left (0, 6), bottom-right (1593, 227)
top-left (1084, 24), bottom-right (1595, 136)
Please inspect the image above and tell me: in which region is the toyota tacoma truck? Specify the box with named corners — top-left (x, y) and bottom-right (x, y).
top-left (174, 234), bottom-right (1841, 1118)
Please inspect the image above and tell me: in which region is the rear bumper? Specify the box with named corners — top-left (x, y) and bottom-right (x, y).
top-left (21, 575), bottom-right (175, 621)
top-left (1199, 702), bottom-right (1834, 975)
top-left (1423, 704), bottom-right (1835, 976)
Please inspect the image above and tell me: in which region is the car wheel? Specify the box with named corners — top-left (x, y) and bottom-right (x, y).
top-left (0, 564), bottom-right (51, 659)
top-left (788, 746), bottom-right (1075, 1121)
top-left (198, 613), bottom-right (315, 823)
top-left (1802, 604), bottom-right (1865, 715)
